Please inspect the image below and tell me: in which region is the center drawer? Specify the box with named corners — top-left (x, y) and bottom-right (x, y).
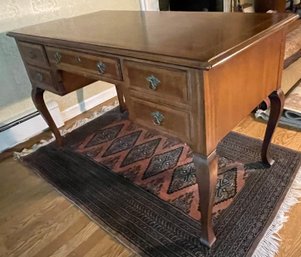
top-left (46, 47), bottom-right (122, 81)
top-left (124, 60), bottom-right (190, 103)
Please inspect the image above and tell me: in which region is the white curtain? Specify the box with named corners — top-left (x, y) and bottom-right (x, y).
top-left (140, 0), bottom-right (160, 11)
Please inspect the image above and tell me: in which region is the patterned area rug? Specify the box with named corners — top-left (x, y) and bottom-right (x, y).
top-left (22, 109), bottom-right (301, 257)
top-left (75, 119), bottom-right (248, 221)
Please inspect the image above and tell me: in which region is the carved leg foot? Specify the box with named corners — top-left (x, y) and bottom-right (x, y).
top-left (115, 85), bottom-right (126, 113)
top-left (31, 87), bottom-right (63, 146)
top-left (193, 151), bottom-right (218, 247)
top-left (261, 89), bottom-right (284, 166)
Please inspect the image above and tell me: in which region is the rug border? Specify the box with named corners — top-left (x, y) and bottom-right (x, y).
top-left (229, 132), bottom-right (301, 256)
top-left (16, 125), bottom-right (301, 257)
top-left (247, 158), bottom-right (301, 256)
top-left (250, 160), bottom-right (301, 257)
top-left (19, 157), bottom-right (146, 257)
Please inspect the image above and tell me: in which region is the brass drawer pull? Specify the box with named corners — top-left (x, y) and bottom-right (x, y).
top-left (151, 111), bottom-right (164, 126)
top-left (146, 75), bottom-right (160, 90)
top-left (54, 52), bottom-right (62, 64)
top-left (35, 72), bottom-right (43, 82)
top-left (96, 61), bottom-right (106, 74)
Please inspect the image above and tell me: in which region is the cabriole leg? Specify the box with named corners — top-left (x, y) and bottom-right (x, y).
top-left (31, 87), bottom-right (63, 146)
top-left (193, 151), bottom-right (218, 247)
top-left (261, 89), bottom-right (284, 166)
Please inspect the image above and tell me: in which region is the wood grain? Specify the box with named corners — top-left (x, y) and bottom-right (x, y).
top-left (8, 11), bottom-right (297, 69)
top-left (233, 116), bottom-right (301, 257)
top-left (3, 10), bottom-right (301, 253)
top-left (203, 29), bottom-right (285, 155)
top-left (46, 46), bottom-right (123, 81)
top-left (0, 158), bottom-right (133, 257)
top-left (276, 203), bottom-right (301, 257)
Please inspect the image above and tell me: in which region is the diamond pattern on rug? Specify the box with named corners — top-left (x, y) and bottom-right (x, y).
top-left (103, 130), bottom-right (142, 157)
top-left (75, 119), bottom-right (248, 220)
top-left (86, 123), bottom-right (124, 147)
top-left (121, 138), bottom-right (161, 167)
top-left (168, 162), bottom-right (196, 194)
top-left (215, 168), bottom-right (237, 204)
top-left (143, 147), bottom-right (183, 179)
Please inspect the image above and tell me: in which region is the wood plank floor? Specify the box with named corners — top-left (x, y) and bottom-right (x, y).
top-left (234, 117), bottom-right (301, 257)
top-left (1, 109), bottom-right (301, 256)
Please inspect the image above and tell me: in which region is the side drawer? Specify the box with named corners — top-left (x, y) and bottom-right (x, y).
top-left (124, 60), bottom-right (189, 103)
top-left (129, 98), bottom-right (191, 142)
top-left (27, 66), bottom-right (61, 94)
top-left (46, 47), bottom-right (122, 81)
top-left (18, 41), bottom-right (49, 68)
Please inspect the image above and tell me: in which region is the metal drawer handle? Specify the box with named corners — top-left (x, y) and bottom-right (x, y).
top-left (54, 52), bottom-right (62, 64)
top-left (96, 61), bottom-right (106, 74)
top-left (35, 72), bottom-right (43, 82)
top-left (146, 75), bottom-right (160, 90)
top-left (151, 111), bottom-right (164, 126)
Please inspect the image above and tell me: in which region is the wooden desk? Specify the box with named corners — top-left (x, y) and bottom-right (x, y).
top-left (8, 11), bottom-right (297, 247)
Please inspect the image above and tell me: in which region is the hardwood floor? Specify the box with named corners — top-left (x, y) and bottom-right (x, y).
top-left (0, 158), bottom-right (134, 257)
top-left (0, 106), bottom-right (301, 256)
top-left (234, 116), bottom-right (301, 257)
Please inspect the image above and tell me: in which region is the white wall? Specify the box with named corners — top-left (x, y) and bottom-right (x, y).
top-left (0, 0), bottom-right (141, 125)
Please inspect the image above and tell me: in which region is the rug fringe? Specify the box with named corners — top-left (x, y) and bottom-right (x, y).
top-left (13, 103), bottom-right (118, 159)
top-left (252, 165), bottom-right (301, 257)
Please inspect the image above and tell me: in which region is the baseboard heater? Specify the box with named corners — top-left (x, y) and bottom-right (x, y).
top-left (0, 87), bottom-right (117, 153)
top-left (0, 111), bottom-right (39, 133)
top-left (0, 101), bottom-right (64, 153)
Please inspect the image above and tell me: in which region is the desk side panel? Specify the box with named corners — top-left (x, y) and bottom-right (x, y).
top-left (204, 28), bottom-right (286, 154)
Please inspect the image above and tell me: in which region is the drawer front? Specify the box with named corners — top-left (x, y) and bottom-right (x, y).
top-left (18, 42), bottom-right (49, 68)
top-left (125, 61), bottom-right (189, 103)
top-left (27, 66), bottom-right (61, 93)
top-left (46, 47), bottom-right (122, 81)
top-left (129, 98), bottom-right (191, 142)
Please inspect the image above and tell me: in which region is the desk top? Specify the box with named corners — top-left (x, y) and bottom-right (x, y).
top-left (8, 11), bottom-right (297, 69)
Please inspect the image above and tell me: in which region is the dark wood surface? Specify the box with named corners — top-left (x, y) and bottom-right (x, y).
top-left (46, 47), bottom-right (123, 81)
top-left (261, 89), bottom-right (285, 165)
top-left (203, 28), bottom-right (286, 154)
top-left (7, 11), bottom-right (297, 247)
top-left (193, 151), bottom-right (218, 247)
top-left (125, 60), bottom-right (189, 103)
top-left (31, 87), bottom-right (63, 146)
top-left (8, 11), bottom-right (296, 69)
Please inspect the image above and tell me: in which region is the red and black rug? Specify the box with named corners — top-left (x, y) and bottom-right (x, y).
top-left (75, 119), bottom-right (248, 221)
top-left (22, 108), bottom-right (301, 257)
